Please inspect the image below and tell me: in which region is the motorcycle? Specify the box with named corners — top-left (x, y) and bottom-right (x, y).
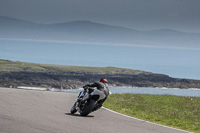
top-left (70, 86), bottom-right (107, 116)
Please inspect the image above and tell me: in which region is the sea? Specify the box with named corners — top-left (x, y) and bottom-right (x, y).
top-left (1, 39), bottom-right (200, 97)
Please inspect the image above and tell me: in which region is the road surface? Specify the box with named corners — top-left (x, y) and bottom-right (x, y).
top-left (0, 87), bottom-right (189, 133)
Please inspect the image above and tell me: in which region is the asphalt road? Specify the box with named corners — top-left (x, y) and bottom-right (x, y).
top-left (0, 87), bottom-right (189, 133)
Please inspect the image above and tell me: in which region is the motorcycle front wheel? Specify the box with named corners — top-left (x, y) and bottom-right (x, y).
top-left (70, 102), bottom-right (78, 114)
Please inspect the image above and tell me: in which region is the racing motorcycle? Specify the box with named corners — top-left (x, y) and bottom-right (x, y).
top-left (70, 86), bottom-right (107, 116)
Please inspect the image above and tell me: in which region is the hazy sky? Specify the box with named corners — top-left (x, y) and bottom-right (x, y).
top-left (0, 0), bottom-right (200, 33)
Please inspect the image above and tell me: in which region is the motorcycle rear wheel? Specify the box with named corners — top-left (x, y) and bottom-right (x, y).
top-left (80, 100), bottom-right (96, 116)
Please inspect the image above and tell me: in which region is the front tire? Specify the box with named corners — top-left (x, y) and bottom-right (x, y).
top-left (80, 100), bottom-right (96, 116)
top-left (70, 102), bottom-right (77, 114)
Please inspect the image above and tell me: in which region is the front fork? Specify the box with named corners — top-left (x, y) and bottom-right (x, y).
top-left (79, 89), bottom-right (85, 97)
top-left (76, 89), bottom-right (87, 111)
top-left (76, 89), bottom-right (91, 111)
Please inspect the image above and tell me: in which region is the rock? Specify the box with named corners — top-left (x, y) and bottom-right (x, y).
top-left (0, 71), bottom-right (200, 89)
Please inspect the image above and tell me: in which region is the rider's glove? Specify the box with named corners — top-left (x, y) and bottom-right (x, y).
top-left (83, 85), bottom-right (89, 88)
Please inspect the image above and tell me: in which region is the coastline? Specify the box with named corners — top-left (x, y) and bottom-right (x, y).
top-left (1, 59), bottom-right (200, 89)
top-left (14, 85), bottom-right (200, 91)
top-left (3, 86), bottom-right (200, 97)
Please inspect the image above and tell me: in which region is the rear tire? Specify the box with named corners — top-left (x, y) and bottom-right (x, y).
top-left (80, 100), bottom-right (96, 116)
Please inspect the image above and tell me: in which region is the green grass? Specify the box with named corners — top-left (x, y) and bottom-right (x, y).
top-left (0, 59), bottom-right (7, 63)
top-left (103, 94), bottom-right (200, 132)
top-left (0, 59), bottom-right (142, 74)
top-left (0, 60), bottom-right (46, 72)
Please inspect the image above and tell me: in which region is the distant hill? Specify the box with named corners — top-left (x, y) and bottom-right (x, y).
top-left (0, 16), bottom-right (200, 48)
top-left (1, 59), bottom-right (200, 89)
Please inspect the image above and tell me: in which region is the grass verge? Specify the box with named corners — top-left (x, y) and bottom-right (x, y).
top-left (103, 94), bottom-right (200, 132)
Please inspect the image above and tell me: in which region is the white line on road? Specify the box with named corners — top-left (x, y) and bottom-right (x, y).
top-left (102, 107), bottom-right (191, 133)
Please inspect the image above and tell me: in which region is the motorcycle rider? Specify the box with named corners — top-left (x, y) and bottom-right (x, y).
top-left (80, 78), bottom-right (110, 111)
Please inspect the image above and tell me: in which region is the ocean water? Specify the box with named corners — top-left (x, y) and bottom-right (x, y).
top-left (109, 87), bottom-right (200, 97)
top-left (68, 87), bottom-right (200, 97)
top-left (1, 39), bottom-right (200, 80)
top-left (16, 86), bottom-right (200, 97)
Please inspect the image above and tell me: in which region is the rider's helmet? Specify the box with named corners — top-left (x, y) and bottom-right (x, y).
top-left (100, 78), bottom-right (108, 83)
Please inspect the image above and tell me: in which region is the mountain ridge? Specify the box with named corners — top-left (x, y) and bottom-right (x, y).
top-left (1, 16), bottom-right (200, 48)
top-left (0, 16), bottom-right (191, 33)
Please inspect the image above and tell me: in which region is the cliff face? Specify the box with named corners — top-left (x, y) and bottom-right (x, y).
top-left (1, 71), bottom-right (200, 89)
